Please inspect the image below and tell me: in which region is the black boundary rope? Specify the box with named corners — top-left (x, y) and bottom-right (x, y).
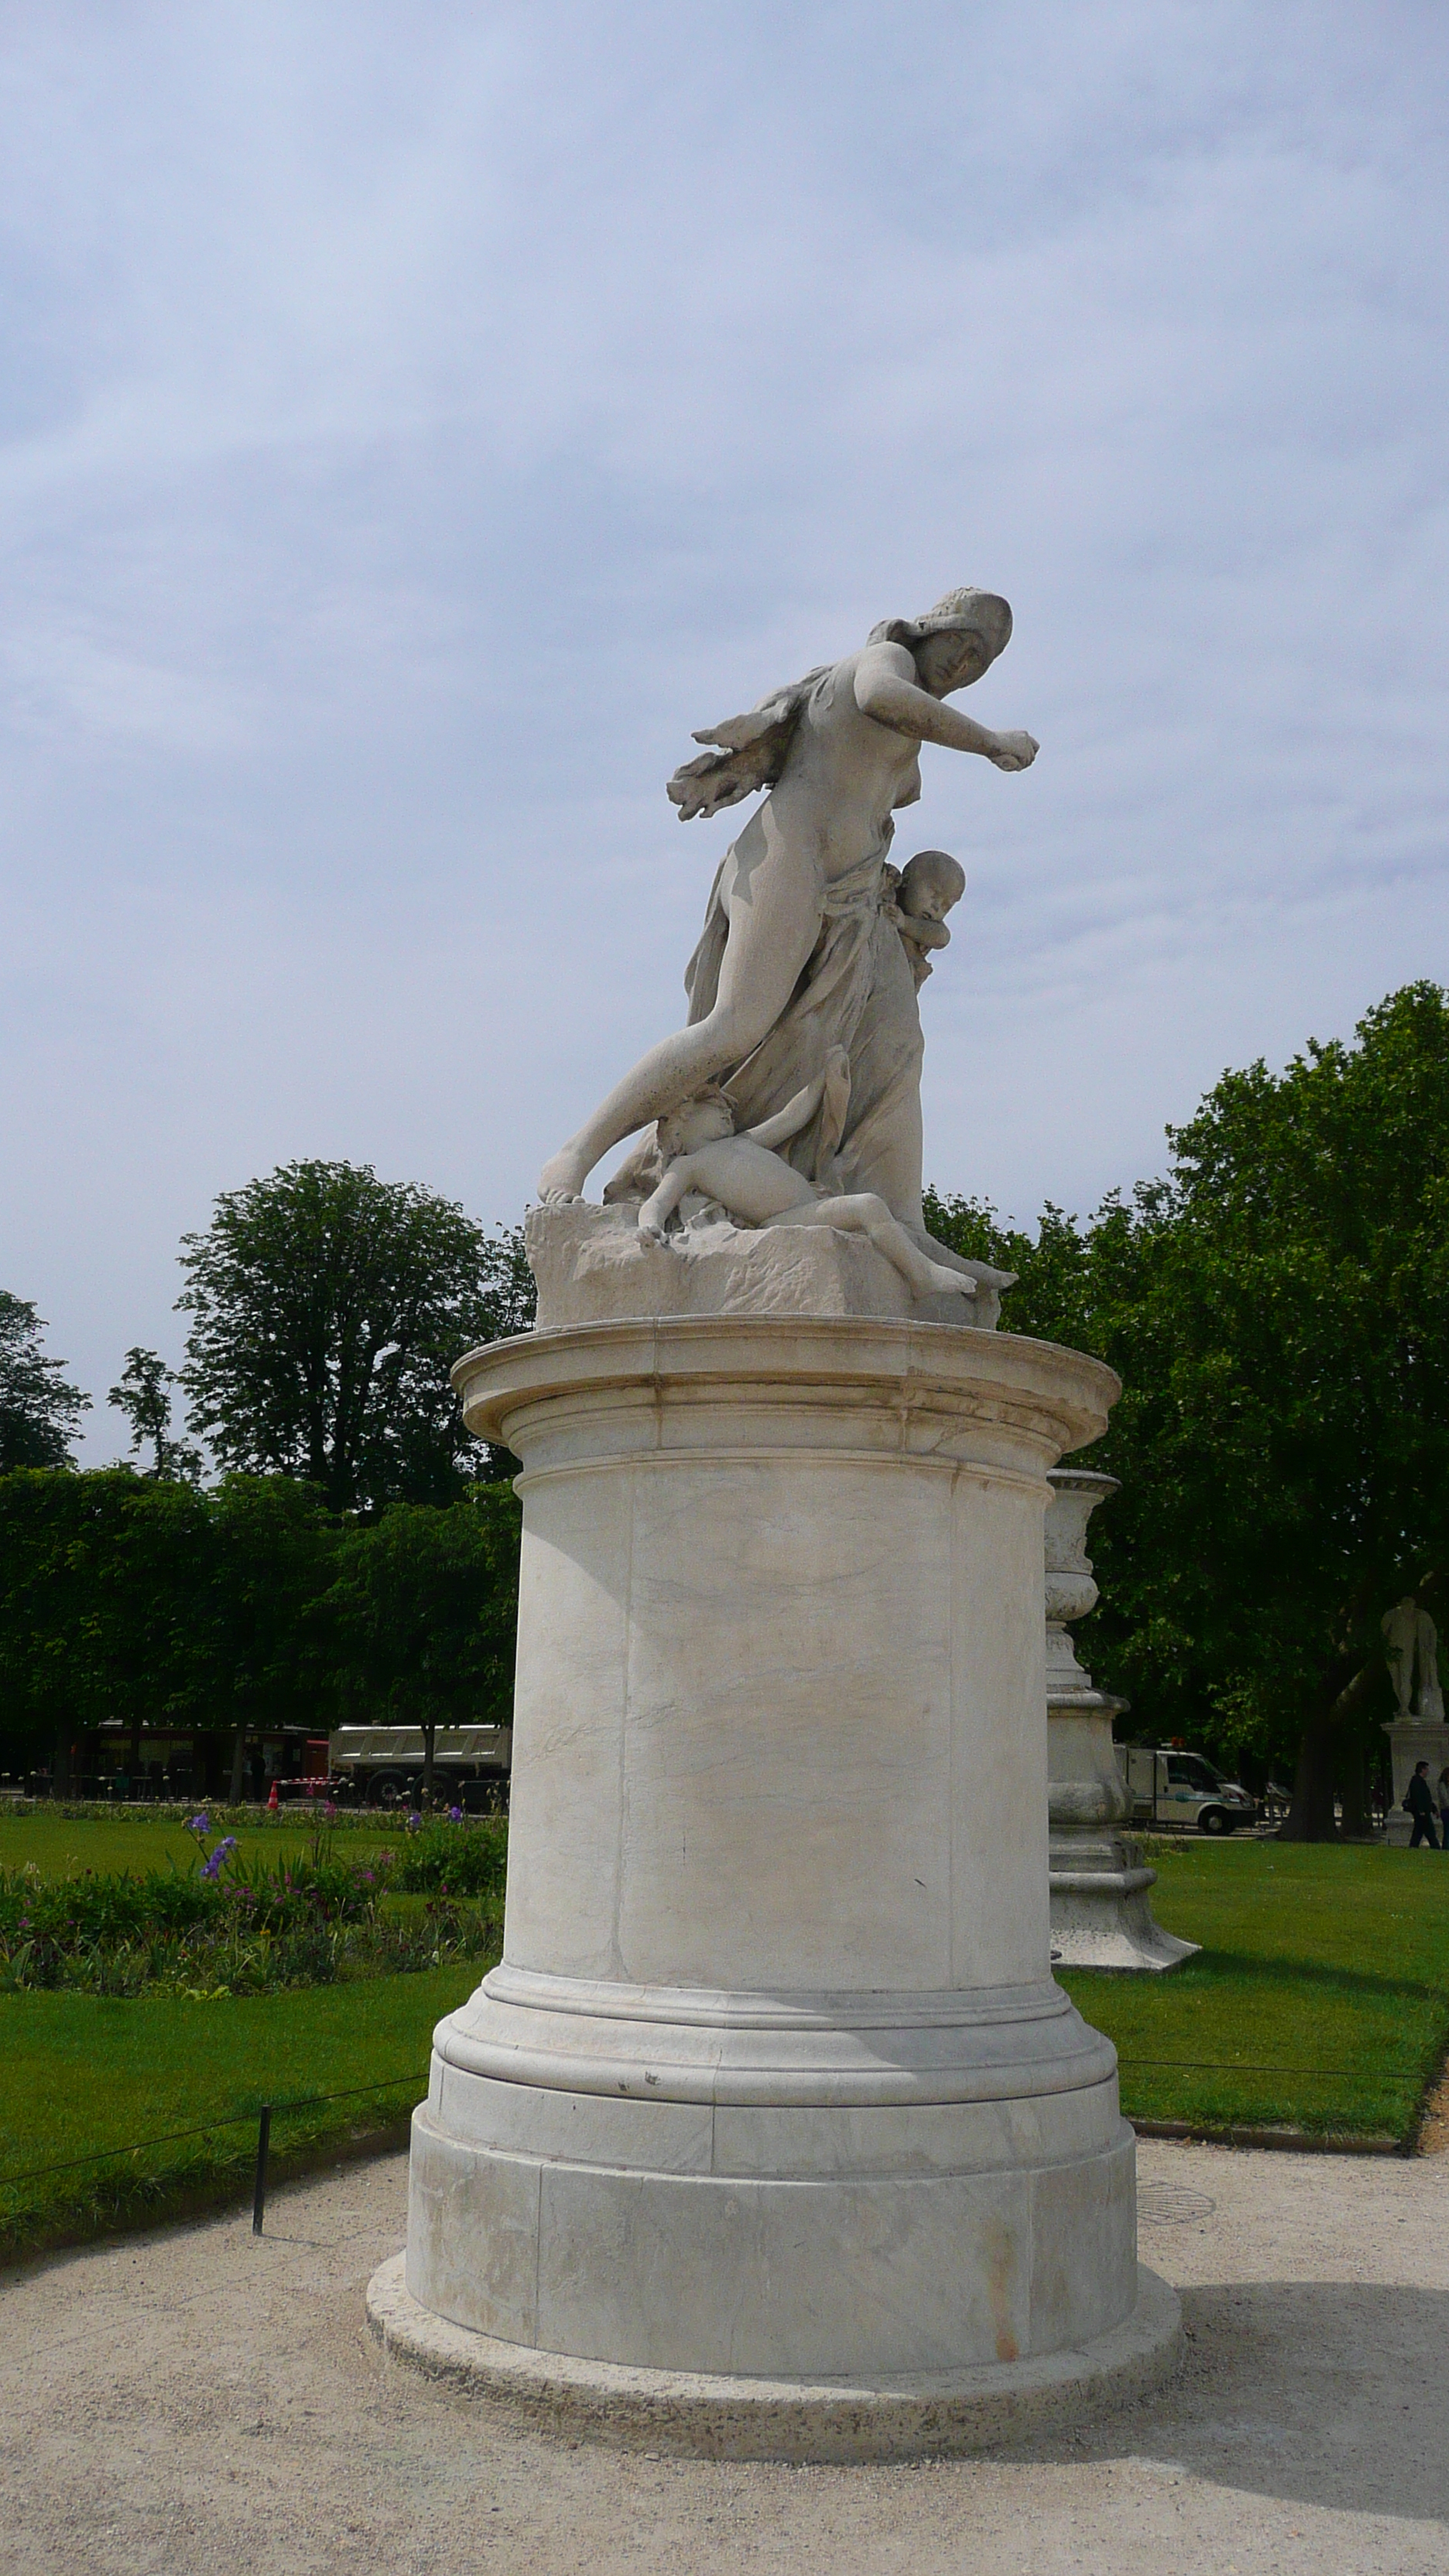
top-left (0, 2071), bottom-right (429, 2194)
top-left (1, 2054), bottom-right (1422, 2200)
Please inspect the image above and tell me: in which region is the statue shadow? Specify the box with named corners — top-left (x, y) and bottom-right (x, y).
top-left (1173, 1948), bottom-right (1448, 2007)
top-left (1030, 2279), bottom-right (1449, 2526)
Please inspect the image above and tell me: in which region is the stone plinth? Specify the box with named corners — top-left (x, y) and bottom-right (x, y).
top-left (1046, 1471), bottom-right (1196, 1973)
top-left (1382, 1721), bottom-right (1449, 1847)
top-left (388, 1317), bottom-right (1180, 2440)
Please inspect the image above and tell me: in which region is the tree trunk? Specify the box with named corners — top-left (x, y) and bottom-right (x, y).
top-left (1336, 1732), bottom-right (1372, 1839)
top-left (229, 1719), bottom-right (247, 1805)
top-left (1280, 1656), bottom-right (1376, 1842)
top-left (52, 1718), bottom-right (72, 1799)
top-left (1279, 1708), bottom-right (1339, 1841)
top-left (421, 1721), bottom-right (436, 1808)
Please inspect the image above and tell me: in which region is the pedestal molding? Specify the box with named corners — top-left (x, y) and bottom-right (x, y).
top-left (367, 2253), bottom-right (1183, 2461)
top-left (432, 1970), bottom-right (1118, 2110)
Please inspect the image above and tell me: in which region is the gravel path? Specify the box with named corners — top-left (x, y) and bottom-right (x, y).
top-left (3, 2136), bottom-right (1447, 2575)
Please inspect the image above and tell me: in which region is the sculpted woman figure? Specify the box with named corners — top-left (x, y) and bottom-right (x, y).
top-left (537, 587), bottom-right (1038, 1211)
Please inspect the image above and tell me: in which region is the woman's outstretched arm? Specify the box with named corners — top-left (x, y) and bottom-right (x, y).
top-left (853, 644), bottom-right (1038, 771)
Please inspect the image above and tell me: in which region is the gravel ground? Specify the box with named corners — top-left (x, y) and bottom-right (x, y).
top-left (2, 2135), bottom-right (1447, 2576)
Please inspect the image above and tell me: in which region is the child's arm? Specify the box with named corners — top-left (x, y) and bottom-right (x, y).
top-left (747, 1074), bottom-right (826, 1152)
top-left (638, 1161), bottom-right (694, 1242)
top-left (901, 916), bottom-right (951, 951)
top-left (746, 1046), bottom-right (851, 1152)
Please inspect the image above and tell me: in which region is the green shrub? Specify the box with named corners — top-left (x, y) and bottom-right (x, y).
top-left (0, 1837), bottom-right (500, 1997)
top-left (391, 1817), bottom-right (508, 1900)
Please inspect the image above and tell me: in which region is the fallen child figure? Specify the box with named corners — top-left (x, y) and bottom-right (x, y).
top-left (637, 1050), bottom-right (977, 1307)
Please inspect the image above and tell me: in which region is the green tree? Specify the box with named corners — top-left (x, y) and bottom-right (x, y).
top-left (208, 1476), bottom-right (337, 1801)
top-left (0, 1470), bottom-right (214, 1790)
top-left (321, 1488), bottom-right (521, 1802)
top-left (0, 1294), bottom-right (90, 1469)
top-left (0, 1471), bottom-right (92, 1786)
top-left (176, 1162), bottom-right (532, 1512)
top-left (931, 984), bottom-right (1449, 1841)
top-left (108, 1347), bottom-right (202, 1480)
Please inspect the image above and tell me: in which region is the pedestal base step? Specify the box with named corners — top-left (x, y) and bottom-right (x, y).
top-left (366, 2255), bottom-right (1182, 2462)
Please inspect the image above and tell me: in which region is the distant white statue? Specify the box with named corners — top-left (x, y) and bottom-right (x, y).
top-left (1382, 1595), bottom-right (1444, 1719)
top-left (1417, 1607), bottom-right (1444, 1720)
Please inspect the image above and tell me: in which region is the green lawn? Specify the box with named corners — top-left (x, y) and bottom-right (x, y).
top-left (4, 1833), bottom-right (1446, 2263)
top-left (0, 1807), bottom-right (402, 1882)
top-left (0, 1962), bottom-right (487, 2259)
top-left (1063, 1838), bottom-right (1449, 2141)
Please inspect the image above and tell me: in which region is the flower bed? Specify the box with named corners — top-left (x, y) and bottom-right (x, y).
top-left (0, 1811), bottom-right (505, 1999)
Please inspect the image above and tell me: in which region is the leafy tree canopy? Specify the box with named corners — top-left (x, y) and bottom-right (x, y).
top-left (108, 1347), bottom-right (201, 1482)
top-left (0, 1294), bottom-right (91, 1471)
top-left (208, 1475), bottom-right (339, 1797)
top-left (930, 982), bottom-right (1449, 1838)
top-left (320, 1488), bottom-right (522, 1797)
top-left (176, 1161), bottom-right (533, 1512)
top-left (0, 1468), bottom-right (214, 1785)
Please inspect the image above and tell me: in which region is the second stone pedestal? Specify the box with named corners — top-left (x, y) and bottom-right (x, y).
top-left (1382, 1720), bottom-right (1449, 1847)
top-left (385, 1317), bottom-right (1180, 2449)
top-left (1046, 1472), bottom-right (1197, 1973)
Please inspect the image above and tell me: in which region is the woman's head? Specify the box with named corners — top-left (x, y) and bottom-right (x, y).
top-left (870, 587), bottom-right (1013, 697)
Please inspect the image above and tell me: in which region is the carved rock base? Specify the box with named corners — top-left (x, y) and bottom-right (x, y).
top-left (525, 1203), bottom-right (1000, 1332)
top-left (399, 1317), bottom-right (1159, 2406)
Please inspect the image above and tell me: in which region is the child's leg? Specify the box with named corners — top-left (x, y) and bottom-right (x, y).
top-left (776, 1194), bottom-right (973, 1301)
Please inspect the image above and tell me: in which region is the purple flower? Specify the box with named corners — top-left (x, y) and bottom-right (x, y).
top-left (186, 1813), bottom-right (209, 1835)
top-left (324, 1801), bottom-right (337, 1821)
top-left (406, 1814), bottom-right (422, 1833)
top-left (447, 1806), bottom-right (463, 1824)
top-left (200, 1852), bottom-right (222, 1881)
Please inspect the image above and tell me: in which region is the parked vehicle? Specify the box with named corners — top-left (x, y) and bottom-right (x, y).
top-left (1122, 1745), bottom-right (1256, 1835)
top-left (327, 1723), bottom-right (512, 1809)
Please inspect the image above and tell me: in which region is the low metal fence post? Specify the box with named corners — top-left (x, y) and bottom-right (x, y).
top-left (252, 2105), bottom-right (272, 2235)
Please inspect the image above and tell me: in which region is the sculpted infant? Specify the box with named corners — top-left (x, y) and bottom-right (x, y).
top-left (888, 848), bottom-right (967, 989)
top-left (637, 1050), bottom-right (976, 1307)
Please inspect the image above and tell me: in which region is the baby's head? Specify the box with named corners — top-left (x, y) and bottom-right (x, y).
top-left (897, 848), bottom-right (966, 923)
top-left (656, 1084), bottom-right (735, 1160)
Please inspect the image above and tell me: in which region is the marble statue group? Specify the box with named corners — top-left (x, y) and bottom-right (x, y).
top-left (537, 586), bottom-right (1037, 1311)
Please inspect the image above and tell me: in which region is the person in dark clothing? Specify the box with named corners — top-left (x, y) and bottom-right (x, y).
top-left (1406, 1760), bottom-right (1442, 1848)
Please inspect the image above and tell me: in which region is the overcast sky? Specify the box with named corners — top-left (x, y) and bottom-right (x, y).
top-left (3, 2), bottom-right (1447, 1461)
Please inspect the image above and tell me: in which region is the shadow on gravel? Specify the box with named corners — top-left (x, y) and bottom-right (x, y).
top-left (1031, 2281), bottom-right (1449, 2529)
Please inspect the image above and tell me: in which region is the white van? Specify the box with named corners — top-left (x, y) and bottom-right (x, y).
top-left (1122, 1745), bottom-right (1257, 1836)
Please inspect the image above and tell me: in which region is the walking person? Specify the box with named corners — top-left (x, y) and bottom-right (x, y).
top-left (1405, 1759), bottom-right (1441, 1849)
top-left (1437, 1766), bottom-right (1449, 1845)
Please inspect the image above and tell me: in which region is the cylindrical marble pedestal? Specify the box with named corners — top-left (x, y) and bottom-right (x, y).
top-left (383, 1317), bottom-right (1180, 2447)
